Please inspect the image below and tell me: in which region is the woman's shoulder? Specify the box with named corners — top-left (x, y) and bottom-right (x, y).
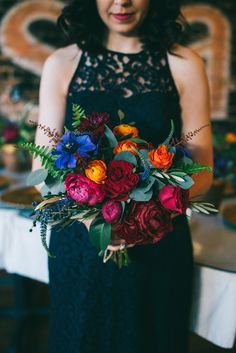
top-left (41, 44), bottom-right (82, 95)
top-left (43, 44), bottom-right (81, 71)
top-left (167, 44), bottom-right (207, 95)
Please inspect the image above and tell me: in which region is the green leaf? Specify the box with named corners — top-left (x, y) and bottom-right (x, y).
top-left (118, 110), bottom-right (125, 121)
top-left (169, 170), bottom-right (187, 177)
top-left (140, 176), bottom-right (156, 192)
top-left (104, 125), bottom-right (118, 148)
top-left (114, 151), bottom-right (137, 166)
top-left (183, 156), bottom-right (193, 165)
top-left (89, 216), bottom-right (111, 251)
top-left (130, 188), bottom-right (153, 201)
top-left (27, 169), bottom-right (48, 186)
top-left (130, 138), bottom-right (149, 144)
top-left (178, 175), bottom-right (194, 189)
top-left (162, 119), bottom-right (175, 145)
top-left (120, 201), bottom-right (126, 220)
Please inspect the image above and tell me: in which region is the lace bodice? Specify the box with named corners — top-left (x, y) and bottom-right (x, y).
top-left (66, 47), bottom-right (182, 144)
top-left (69, 48), bottom-right (179, 98)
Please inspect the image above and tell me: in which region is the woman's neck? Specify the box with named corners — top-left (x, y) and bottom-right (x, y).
top-left (104, 31), bottom-right (143, 54)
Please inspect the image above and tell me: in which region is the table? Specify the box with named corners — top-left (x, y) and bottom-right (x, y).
top-left (0, 194), bottom-right (236, 348)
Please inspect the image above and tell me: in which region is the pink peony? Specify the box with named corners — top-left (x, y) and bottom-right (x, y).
top-left (159, 185), bottom-right (189, 214)
top-left (64, 174), bottom-right (105, 206)
top-left (102, 200), bottom-right (122, 223)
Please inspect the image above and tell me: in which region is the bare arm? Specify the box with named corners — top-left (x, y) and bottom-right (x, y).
top-left (168, 46), bottom-right (213, 199)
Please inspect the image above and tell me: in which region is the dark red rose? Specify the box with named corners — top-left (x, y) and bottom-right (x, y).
top-left (115, 200), bottom-right (173, 245)
top-left (105, 160), bottom-right (139, 201)
top-left (77, 112), bottom-right (110, 138)
top-left (3, 125), bottom-right (19, 142)
top-left (159, 185), bottom-right (189, 214)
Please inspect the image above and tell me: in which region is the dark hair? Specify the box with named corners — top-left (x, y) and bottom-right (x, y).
top-left (58, 0), bottom-right (188, 53)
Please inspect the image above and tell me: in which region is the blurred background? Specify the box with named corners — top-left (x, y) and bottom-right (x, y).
top-left (0, 0), bottom-right (236, 352)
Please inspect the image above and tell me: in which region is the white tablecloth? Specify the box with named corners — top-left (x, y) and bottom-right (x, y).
top-left (0, 205), bottom-right (236, 348)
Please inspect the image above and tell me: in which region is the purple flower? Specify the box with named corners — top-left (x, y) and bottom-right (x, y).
top-left (52, 132), bottom-right (96, 169)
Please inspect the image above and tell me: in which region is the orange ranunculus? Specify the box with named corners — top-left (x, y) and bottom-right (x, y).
top-left (85, 160), bottom-right (107, 184)
top-left (225, 132), bottom-right (236, 143)
top-left (148, 144), bottom-right (174, 170)
top-left (113, 140), bottom-right (138, 155)
top-left (113, 124), bottom-right (139, 138)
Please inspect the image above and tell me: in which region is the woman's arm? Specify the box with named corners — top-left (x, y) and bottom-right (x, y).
top-left (168, 46), bottom-right (213, 199)
top-left (32, 44), bottom-right (81, 172)
top-left (33, 45), bottom-right (95, 232)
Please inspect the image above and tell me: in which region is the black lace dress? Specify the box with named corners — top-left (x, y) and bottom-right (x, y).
top-left (48, 47), bottom-right (194, 353)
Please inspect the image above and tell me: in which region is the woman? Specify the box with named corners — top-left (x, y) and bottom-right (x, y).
top-left (33, 0), bottom-right (213, 352)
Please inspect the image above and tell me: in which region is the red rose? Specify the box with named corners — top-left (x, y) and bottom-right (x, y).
top-left (64, 173), bottom-right (105, 206)
top-left (115, 200), bottom-right (173, 245)
top-left (77, 112), bottom-right (110, 138)
top-left (159, 185), bottom-right (189, 214)
top-left (3, 125), bottom-right (19, 142)
top-left (105, 160), bottom-right (139, 201)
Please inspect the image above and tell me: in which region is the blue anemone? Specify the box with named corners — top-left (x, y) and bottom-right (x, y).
top-left (52, 132), bottom-right (96, 169)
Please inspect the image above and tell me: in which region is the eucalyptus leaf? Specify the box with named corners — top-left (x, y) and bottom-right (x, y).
top-left (130, 188), bottom-right (153, 201)
top-left (191, 204), bottom-right (210, 214)
top-left (140, 176), bottom-right (156, 192)
top-left (114, 151), bottom-right (137, 165)
top-left (169, 171), bottom-right (187, 177)
top-left (130, 138), bottom-right (149, 144)
top-left (104, 125), bottom-right (118, 148)
top-left (170, 175), bottom-right (185, 183)
top-left (27, 169), bottom-right (48, 186)
top-left (177, 175), bottom-right (194, 189)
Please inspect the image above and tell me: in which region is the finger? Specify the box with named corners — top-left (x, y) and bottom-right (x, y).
top-left (107, 245), bottom-right (123, 251)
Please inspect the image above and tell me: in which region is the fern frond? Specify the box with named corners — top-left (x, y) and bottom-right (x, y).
top-left (72, 104), bottom-right (86, 128)
top-left (176, 163), bottom-right (212, 175)
top-left (21, 142), bottom-right (65, 180)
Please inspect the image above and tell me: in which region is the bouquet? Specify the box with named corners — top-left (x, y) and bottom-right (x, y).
top-left (22, 104), bottom-right (217, 268)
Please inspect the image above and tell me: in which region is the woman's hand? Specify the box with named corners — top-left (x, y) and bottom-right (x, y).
top-left (83, 215), bottom-right (96, 231)
top-left (107, 230), bottom-right (135, 252)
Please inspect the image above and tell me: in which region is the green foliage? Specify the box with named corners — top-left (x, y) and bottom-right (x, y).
top-left (114, 151), bottom-right (137, 166)
top-left (130, 187), bottom-right (153, 201)
top-left (162, 119), bottom-right (175, 145)
top-left (27, 169), bottom-right (48, 186)
top-left (72, 104), bottom-right (85, 128)
top-left (21, 142), bottom-right (66, 180)
top-left (104, 125), bottom-right (118, 148)
top-left (89, 215), bottom-right (111, 251)
top-left (190, 202), bottom-right (218, 215)
top-left (178, 163), bottom-right (212, 175)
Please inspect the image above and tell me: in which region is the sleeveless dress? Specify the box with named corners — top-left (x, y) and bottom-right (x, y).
top-left (48, 47), bottom-right (194, 353)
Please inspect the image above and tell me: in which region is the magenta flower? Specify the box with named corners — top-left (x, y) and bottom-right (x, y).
top-left (64, 173), bottom-right (105, 206)
top-left (159, 185), bottom-right (189, 214)
top-left (102, 200), bottom-right (122, 223)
